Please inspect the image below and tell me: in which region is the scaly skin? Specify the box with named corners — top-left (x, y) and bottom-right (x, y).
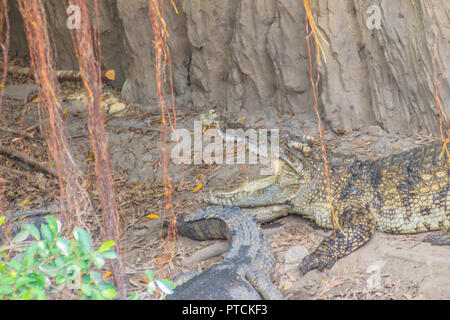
top-left (168, 206), bottom-right (284, 300)
top-left (201, 110), bottom-right (449, 275)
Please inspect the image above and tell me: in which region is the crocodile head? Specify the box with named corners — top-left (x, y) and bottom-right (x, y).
top-left (203, 139), bottom-right (319, 218)
top-left (200, 109), bottom-right (321, 217)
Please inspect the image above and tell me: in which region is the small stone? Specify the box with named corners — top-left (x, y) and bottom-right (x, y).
top-left (367, 125), bottom-right (385, 137)
top-left (108, 102), bottom-right (127, 114)
top-left (284, 245), bottom-right (309, 273)
top-left (279, 275), bottom-right (293, 290)
top-left (366, 260), bottom-right (386, 290)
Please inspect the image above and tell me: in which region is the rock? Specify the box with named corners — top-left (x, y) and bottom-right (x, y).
top-left (107, 102), bottom-right (127, 114)
top-left (366, 260), bottom-right (386, 290)
top-left (284, 245), bottom-right (309, 273)
top-left (367, 125), bottom-right (385, 137)
top-left (278, 275), bottom-right (293, 290)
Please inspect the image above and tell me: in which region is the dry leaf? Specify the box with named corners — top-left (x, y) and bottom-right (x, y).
top-left (254, 117), bottom-right (264, 124)
top-left (192, 182), bottom-right (203, 192)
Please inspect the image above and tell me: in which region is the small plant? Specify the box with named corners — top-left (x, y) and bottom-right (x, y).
top-left (0, 216), bottom-right (176, 300)
top-left (128, 269), bottom-right (175, 300)
top-left (146, 269), bottom-right (175, 299)
top-left (0, 216), bottom-right (119, 300)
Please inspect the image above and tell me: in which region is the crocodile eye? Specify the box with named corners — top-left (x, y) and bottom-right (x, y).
top-left (302, 146), bottom-right (311, 157)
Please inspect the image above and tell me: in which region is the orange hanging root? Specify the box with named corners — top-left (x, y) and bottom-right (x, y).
top-left (303, 1), bottom-right (346, 237)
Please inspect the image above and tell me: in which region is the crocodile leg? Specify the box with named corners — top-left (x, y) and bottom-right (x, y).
top-left (241, 205), bottom-right (291, 224)
top-left (245, 269), bottom-right (285, 300)
top-left (299, 205), bottom-right (376, 275)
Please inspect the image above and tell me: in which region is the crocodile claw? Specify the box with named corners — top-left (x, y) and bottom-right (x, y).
top-left (299, 254), bottom-right (337, 276)
top-left (299, 255), bottom-right (320, 275)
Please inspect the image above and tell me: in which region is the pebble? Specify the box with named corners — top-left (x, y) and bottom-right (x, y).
top-left (366, 260), bottom-right (386, 290)
top-left (284, 245), bottom-right (309, 273)
top-left (367, 125), bottom-right (385, 137)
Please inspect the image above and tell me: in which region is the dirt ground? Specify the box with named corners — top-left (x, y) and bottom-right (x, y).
top-left (0, 75), bottom-right (448, 300)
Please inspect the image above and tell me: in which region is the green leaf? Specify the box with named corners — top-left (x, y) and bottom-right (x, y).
top-left (0, 216), bottom-right (5, 227)
top-left (93, 255), bottom-right (105, 268)
top-left (8, 256), bottom-right (22, 271)
top-left (36, 241), bottom-right (49, 258)
top-left (45, 216), bottom-right (59, 235)
top-left (23, 289), bottom-right (32, 300)
top-left (98, 282), bottom-right (116, 291)
top-left (98, 241), bottom-right (116, 253)
top-left (13, 230), bottom-right (30, 243)
top-left (55, 275), bottom-right (66, 285)
top-left (74, 228), bottom-right (91, 254)
top-left (0, 284), bottom-right (13, 295)
top-left (145, 269), bottom-right (154, 281)
top-left (81, 283), bottom-right (93, 297)
top-left (15, 276), bottom-right (34, 289)
top-left (23, 224), bottom-right (40, 241)
top-left (0, 274), bottom-right (14, 285)
top-left (129, 293), bottom-right (139, 300)
top-left (55, 257), bottom-right (65, 268)
top-left (38, 265), bottom-right (58, 277)
top-left (36, 290), bottom-right (47, 300)
top-left (147, 281), bottom-right (156, 295)
top-left (29, 273), bottom-right (47, 290)
top-left (56, 239), bottom-right (70, 256)
top-left (77, 259), bottom-right (89, 272)
top-left (156, 279), bottom-right (175, 295)
top-left (66, 265), bottom-right (81, 287)
top-left (100, 250), bottom-right (117, 260)
top-left (31, 286), bottom-right (46, 300)
top-left (90, 270), bottom-right (102, 285)
top-left (40, 224), bottom-right (53, 244)
top-left (101, 288), bottom-right (117, 299)
top-left (23, 243), bottom-right (38, 268)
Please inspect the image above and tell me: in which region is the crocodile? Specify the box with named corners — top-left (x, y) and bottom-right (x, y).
top-left (167, 206), bottom-right (284, 300)
top-left (200, 110), bottom-right (449, 275)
